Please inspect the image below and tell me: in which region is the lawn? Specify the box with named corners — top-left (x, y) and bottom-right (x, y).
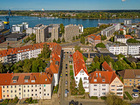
top-left (125, 91), bottom-right (133, 101)
top-left (70, 65), bottom-right (73, 70)
top-left (70, 70), bottom-right (74, 76)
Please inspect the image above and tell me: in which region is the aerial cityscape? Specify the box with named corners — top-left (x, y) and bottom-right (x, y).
top-left (0, 0), bottom-right (140, 105)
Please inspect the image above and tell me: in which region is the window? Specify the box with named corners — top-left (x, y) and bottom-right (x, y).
top-left (15, 90), bottom-right (16, 93)
top-left (19, 88), bottom-right (21, 91)
top-left (102, 84), bottom-right (106, 86)
top-left (102, 88), bottom-right (106, 90)
top-left (11, 95), bottom-right (13, 97)
top-left (111, 89), bottom-right (115, 91)
top-left (40, 88), bottom-right (41, 90)
top-left (3, 95), bottom-right (5, 97)
top-left (94, 89), bottom-right (97, 91)
top-left (32, 94), bottom-right (33, 96)
top-left (47, 93), bottom-right (49, 96)
top-left (44, 89), bottom-right (46, 92)
top-left (32, 90), bottom-right (33, 92)
top-left (40, 92), bottom-right (41, 94)
top-left (11, 90), bottom-right (13, 93)
top-left (24, 94), bottom-right (25, 97)
top-left (35, 85), bottom-right (37, 87)
top-left (19, 93), bottom-right (21, 95)
top-left (76, 77), bottom-right (78, 79)
top-left (125, 83), bottom-right (127, 85)
top-left (102, 92), bottom-right (106, 95)
top-left (31, 85), bottom-right (33, 87)
top-left (94, 79), bottom-right (97, 82)
top-left (94, 93), bottom-right (97, 95)
top-left (7, 90), bottom-right (9, 92)
top-left (130, 83), bottom-right (131, 85)
top-left (35, 89), bottom-right (37, 92)
top-left (35, 94), bottom-right (37, 96)
top-left (102, 79), bottom-right (105, 82)
top-left (94, 85), bottom-right (97, 86)
top-left (24, 85), bottom-right (26, 88)
top-left (3, 90), bottom-right (5, 93)
top-left (11, 86), bottom-right (13, 88)
top-left (28, 85), bottom-right (29, 88)
top-left (3, 86), bottom-right (5, 88)
top-left (129, 80), bottom-right (132, 81)
top-left (111, 85), bottom-right (115, 87)
top-left (44, 94), bottom-right (46, 96)
top-left (24, 80), bottom-right (28, 83)
top-left (15, 85), bottom-right (16, 88)
top-left (24, 90), bottom-right (26, 92)
top-left (7, 86), bottom-right (8, 88)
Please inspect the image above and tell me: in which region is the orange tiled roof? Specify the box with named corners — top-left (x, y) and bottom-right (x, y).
top-left (88, 34), bottom-right (101, 40)
top-left (102, 61), bottom-right (113, 72)
top-left (125, 35), bottom-right (133, 39)
top-left (0, 42), bottom-right (61, 57)
top-left (73, 50), bottom-right (88, 76)
top-left (120, 29), bottom-right (124, 31)
top-left (0, 72), bottom-right (53, 85)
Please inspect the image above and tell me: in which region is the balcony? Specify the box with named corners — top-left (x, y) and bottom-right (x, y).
top-left (117, 89), bottom-right (123, 92)
top-left (117, 85), bottom-right (123, 89)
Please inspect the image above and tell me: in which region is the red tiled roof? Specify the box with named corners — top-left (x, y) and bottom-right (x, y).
top-left (88, 34), bottom-right (101, 40)
top-left (0, 42), bottom-right (62, 57)
top-left (102, 61), bottom-right (113, 72)
top-left (125, 35), bottom-right (133, 39)
top-left (120, 29), bottom-right (124, 31)
top-left (0, 72), bottom-right (53, 85)
top-left (73, 50), bottom-right (88, 76)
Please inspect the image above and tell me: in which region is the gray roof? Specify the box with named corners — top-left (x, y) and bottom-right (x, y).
top-left (12, 76), bottom-right (19, 80)
top-left (116, 35), bottom-right (125, 38)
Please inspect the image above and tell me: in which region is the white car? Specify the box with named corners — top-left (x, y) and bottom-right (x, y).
top-left (132, 93), bottom-right (139, 98)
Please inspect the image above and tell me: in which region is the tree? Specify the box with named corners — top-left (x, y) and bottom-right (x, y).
top-left (101, 35), bottom-right (107, 40)
top-left (73, 36), bottom-right (75, 40)
top-left (62, 37), bottom-right (65, 42)
top-left (110, 36), bottom-right (114, 42)
top-left (76, 36), bottom-right (78, 39)
top-left (57, 38), bottom-right (61, 43)
top-left (120, 31), bottom-right (124, 35)
top-left (39, 44), bottom-right (51, 59)
top-left (53, 39), bottom-right (57, 42)
top-left (60, 23), bottom-right (64, 34)
top-left (93, 56), bottom-right (99, 63)
top-left (131, 62), bottom-right (137, 69)
top-left (78, 78), bottom-right (85, 95)
top-left (96, 43), bottom-right (106, 48)
top-left (32, 60), bottom-right (38, 72)
top-left (74, 45), bottom-right (82, 52)
top-left (99, 55), bottom-right (104, 63)
top-left (0, 63), bottom-right (4, 73)
top-left (80, 36), bottom-right (85, 44)
top-left (106, 94), bottom-right (130, 105)
top-left (127, 39), bottom-right (140, 43)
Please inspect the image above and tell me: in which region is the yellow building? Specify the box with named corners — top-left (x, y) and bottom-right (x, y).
top-left (119, 69), bottom-right (140, 87)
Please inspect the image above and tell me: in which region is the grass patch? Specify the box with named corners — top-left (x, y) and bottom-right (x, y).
top-left (125, 91), bottom-right (133, 101)
top-left (81, 96), bottom-right (85, 99)
top-left (123, 94), bottom-right (128, 100)
top-left (25, 97), bottom-right (38, 104)
top-left (70, 65), bottom-right (73, 70)
top-left (53, 84), bottom-right (59, 94)
top-left (70, 70), bottom-right (74, 76)
top-left (101, 96), bottom-right (107, 100)
top-left (90, 96), bottom-right (98, 99)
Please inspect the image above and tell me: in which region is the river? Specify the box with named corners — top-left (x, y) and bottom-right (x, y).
top-left (0, 16), bottom-right (140, 28)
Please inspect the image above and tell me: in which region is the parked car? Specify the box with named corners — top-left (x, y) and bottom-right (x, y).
top-left (133, 89), bottom-right (139, 92)
top-left (65, 89), bottom-right (68, 97)
top-left (132, 93), bottom-right (139, 98)
top-left (66, 73), bottom-right (68, 76)
top-left (65, 81), bottom-right (68, 86)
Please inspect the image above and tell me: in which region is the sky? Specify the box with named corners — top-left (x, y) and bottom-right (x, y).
top-left (0, 0), bottom-right (140, 10)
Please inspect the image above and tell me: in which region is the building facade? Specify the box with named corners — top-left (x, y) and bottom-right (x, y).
top-left (88, 34), bottom-right (101, 45)
top-left (64, 24), bottom-right (79, 42)
top-left (127, 43), bottom-right (140, 55)
top-left (73, 50), bottom-right (89, 92)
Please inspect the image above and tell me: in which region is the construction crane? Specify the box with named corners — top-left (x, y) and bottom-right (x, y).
top-left (4, 9), bottom-right (11, 30)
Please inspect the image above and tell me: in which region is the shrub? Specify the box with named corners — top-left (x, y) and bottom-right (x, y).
top-left (101, 96), bottom-right (107, 100)
top-left (90, 96), bottom-right (98, 99)
top-left (125, 91), bottom-right (133, 101)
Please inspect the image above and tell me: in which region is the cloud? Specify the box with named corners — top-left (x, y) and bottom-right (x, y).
top-left (122, 0), bottom-right (126, 2)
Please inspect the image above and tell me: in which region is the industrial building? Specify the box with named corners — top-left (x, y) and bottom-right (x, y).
top-left (5, 33), bottom-right (26, 41)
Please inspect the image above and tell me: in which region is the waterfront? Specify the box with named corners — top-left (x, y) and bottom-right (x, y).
top-left (0, 16), bottom-right (140, 28)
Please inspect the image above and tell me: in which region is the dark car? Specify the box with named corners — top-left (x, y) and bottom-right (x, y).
top-left (133, 89), bottom-right (139, 92)
top-left (66, 64), bottom-right (68, 67)
top-left (66, 66), bottom-right (67, 69)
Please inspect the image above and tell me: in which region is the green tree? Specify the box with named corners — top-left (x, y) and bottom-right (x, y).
top-left (80, 36), bottom-right (85, 44)
top-left (0, 63), bottom-right (4, 73)
top-left (101, 35), bottom-right (107, 40)
top-left (96, 43), bottom-right (106, 48)
top-left (75, 45), bottom-right (82, 52)
top-left (100, 55), bottom-right (104, 63)
top-left (60, 23), bottom-right (64, 34)
top-left (39, 44), bottom-right (51, 59)
top-left (62, 37), bottom-right (65, 42)
top-left (106, 94), bottom-right (130, 105)
top-left (53, 39), bottom-right (57, 42)
top-left (78, 78), bottom-right (85, 95)
top-left (131, 62), bottom-right (137, 69)
top-left (120, 31), bottom-right (124, 35)
top-left (57, 38), bottom-right (61, 43)
top-left (32, 60), bottom-right (38, 72)
top-left (110, 36), bottom-right (114, 42)
top-left (73, 36), bottom-right (75, 40)
top-left (93, 56), bottom-right (99, 63)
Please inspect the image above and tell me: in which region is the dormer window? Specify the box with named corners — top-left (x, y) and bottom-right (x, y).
top-left (12, 76), bottom-right (19, 83)
top-left (102, 79), bottom-right (105, 82)
top-left (24, 76), bottom-right (30, 83)
top-left (31, 80), bottom-right (35, 83)
top-left (45, 79), bottom-right (47, 81)
top-left (94, 79), bottom-right (97, 82)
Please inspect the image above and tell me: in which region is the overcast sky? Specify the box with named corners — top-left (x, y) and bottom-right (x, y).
top-left (0, 0), bottom-right (140, 10)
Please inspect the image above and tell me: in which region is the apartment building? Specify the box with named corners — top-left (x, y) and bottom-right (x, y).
top-left (64, 24), bottom-right (79, 42)
top-left (106, 43), bottom-right (127, 55)
top-left (73, 50), bottom-right (89, 92)
top-left (88, 34), bottom-right (101, 45)
top-left (0, 72), bottom-right (54, 100)
top-left (114, 35), bottom-right (133, 43)
top-left (36, 25), bottom-right (48, 43)
top-left (0, 42), bottom-right (62, 63)
top-left (89, 61), bottom-right (124, 98)
top-left (119, 69), bottom-right (140, 87)
top-left (101, 23), bottom-right (120, 38)
top-left (127, 43), bottom-right (140, 55)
